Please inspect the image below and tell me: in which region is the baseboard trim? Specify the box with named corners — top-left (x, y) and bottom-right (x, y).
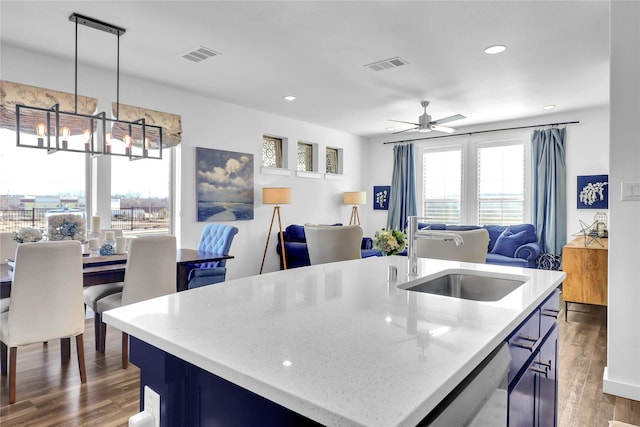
top-left (603, 367), bottom-right (640, 401)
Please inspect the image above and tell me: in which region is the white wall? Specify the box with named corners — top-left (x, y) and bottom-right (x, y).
top-left (603, 0), bottom-right (640, 401)
top-left (1, 45), bottom-right (365, 278)
top-left (361, 105), bottom-right (610, 245)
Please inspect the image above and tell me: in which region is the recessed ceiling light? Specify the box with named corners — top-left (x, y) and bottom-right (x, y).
top-left (543, 104), bottom-right (556, 110)
top-left (282, 360), bottom-right (293, 367)
top-left (484, 45), bottom-right (506, 55)
top-left (386, 127), bottom-right (395, 132)
top-left (283, 95), bottom-right (296, 101)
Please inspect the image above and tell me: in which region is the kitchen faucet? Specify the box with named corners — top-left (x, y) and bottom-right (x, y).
top-left (407, 216), bottom-right (464, 276)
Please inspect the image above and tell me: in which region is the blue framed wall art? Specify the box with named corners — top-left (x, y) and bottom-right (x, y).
top-left (373, 186), bottom-right (390, 210)
top-left (577, 174), bottom-right (608, 209)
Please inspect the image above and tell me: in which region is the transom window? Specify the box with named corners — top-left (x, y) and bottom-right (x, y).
top-left (262, 135), bottom-right (283, 168)
top-left (297, 142), bottom-right (313, 172)
top-left (326, 147), bottom-right (339, 174)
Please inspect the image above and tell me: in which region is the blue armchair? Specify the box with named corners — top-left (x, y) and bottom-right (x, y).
top-left (187, 224), bottom-right (238, 289)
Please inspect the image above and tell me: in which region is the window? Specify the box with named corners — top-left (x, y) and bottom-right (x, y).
top-left (422, 147), bottom-right (462, 224)
top-left (477, 142), bottom-right (524, 225)
top-left (111, 153), bottom-right (171, 236)
top-left (326, 147), bottom-right (340, 174)
top-left (420, 138), bottom-right (527, 226)
top-left (262, 135), bottom-right (283, 168)
top-left (0, 129), bottom-right (86, 233)
top-left (297, 142), bottom-right (313, 172)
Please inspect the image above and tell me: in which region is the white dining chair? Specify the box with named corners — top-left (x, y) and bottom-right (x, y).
top-left (304, 225), bottom-right (363, 265)
top-left (0, 232), bottom-right (19, 313)
top-left (415, 228), bottom-right (490, 263)
top-left (0, 240), bottom-right (86, 404)
top-left (0, 232), bottom-right (19, 264)
top-left (93, 235), bottom-right (176, 368)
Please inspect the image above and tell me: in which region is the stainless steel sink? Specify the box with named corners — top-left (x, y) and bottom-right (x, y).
top-left (399, 271), bottom-right (526, 301)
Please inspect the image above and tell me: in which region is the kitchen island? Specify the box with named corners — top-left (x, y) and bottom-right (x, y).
top-left (104, 256), bottom-right (565, 426)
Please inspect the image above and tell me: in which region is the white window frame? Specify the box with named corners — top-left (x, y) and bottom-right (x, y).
top-left (418, 136), bottom-right (530, 226)
top-left (91, 147), bottom-right (175, 237)
top-left (475, 137), bottom-right (529, 225)
top-left (419, 142), bottom-right (466, 224)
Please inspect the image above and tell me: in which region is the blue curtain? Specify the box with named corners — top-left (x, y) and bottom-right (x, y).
top-left (387, 143), bottom-right (417, 231)
top-left (532, 127), bottom-right (566, 268)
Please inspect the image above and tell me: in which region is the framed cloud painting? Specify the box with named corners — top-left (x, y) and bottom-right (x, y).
top-left (196, 147), bottom-right (254, 221)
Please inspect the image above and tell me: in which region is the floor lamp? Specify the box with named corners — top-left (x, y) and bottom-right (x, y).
top-left (344, 191), bottom-right (366, 225)
top-left (260, 187), bottom-right (292, 274)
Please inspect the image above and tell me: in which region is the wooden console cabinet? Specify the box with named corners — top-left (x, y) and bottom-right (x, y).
top-left (562, 236), bottom-right (608, 319)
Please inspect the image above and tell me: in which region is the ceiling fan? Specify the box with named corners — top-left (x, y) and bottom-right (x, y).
top-left (389, 100), bottom-right (466, 134)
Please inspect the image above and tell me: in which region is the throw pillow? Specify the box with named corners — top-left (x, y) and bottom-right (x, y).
top-left (492, 229), bottom-right (528, 258)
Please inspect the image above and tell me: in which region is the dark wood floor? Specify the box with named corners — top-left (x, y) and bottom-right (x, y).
top-left (559, 299), bottom-right (640, 427)
top-left (1, 295), bottom-right (639, 426)
top-left (0, 322), bottom-right (140, 426)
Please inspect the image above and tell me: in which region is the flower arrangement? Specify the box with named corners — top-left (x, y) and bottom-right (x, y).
top-left (47, 211), bottom-right (86, 241)
top-left (374, 229), bottom-right (407, 255)
top-left (13, 227), bottom-right (43, 243)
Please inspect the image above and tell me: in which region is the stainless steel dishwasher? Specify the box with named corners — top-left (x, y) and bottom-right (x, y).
top-left (421, 342), bottom-right (511, 426)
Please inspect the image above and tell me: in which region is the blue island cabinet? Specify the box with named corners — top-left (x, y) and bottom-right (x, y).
top-left (129, 338), bottom-right (323, 426)
top-left (507, 289), bottom-right (560, 427)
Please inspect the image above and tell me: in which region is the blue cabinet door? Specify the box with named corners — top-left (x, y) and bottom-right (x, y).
top-left (537, 325), bottom-right (558, 427)
top-left (508, 358), bottom-right (536, 427)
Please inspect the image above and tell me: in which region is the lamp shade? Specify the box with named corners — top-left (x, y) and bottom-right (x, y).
top-left (263, 187), bottom-right (292, 205)
top-left (343, 191), bottom-right (366, 205)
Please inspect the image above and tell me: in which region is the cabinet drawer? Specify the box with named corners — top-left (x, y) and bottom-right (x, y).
top-left (507, 309), bottom-right (541, 383)
top-left (540, 289), bottom-right (560, 338)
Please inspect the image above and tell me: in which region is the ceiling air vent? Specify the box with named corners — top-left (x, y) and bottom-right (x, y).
top-left (182, 46), bottom-right (220, 63)
top-left (364, 57), bottom-right (408, 71)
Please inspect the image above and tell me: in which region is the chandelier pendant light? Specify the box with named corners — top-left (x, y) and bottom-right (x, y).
top-left (14, 13), bottom-right (162, 159)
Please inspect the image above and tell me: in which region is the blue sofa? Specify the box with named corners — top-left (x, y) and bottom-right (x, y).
top-left (419, 223), bottom-right (542, 268)
top-left (276, 224), bottom-right (381, 269)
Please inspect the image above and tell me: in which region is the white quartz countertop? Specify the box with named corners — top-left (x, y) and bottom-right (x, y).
top-left (103, 256), bottom-right (565, 427)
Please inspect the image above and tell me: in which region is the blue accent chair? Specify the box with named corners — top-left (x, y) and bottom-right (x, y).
top-left (187, 224), bottom-right (238, 289)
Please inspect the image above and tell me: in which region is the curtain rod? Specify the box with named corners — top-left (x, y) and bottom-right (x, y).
top-left (383, 120), bottom-right (580, 144)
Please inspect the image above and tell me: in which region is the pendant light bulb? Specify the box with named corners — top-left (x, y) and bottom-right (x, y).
top-left (36, 123), bottom-right (46, 137)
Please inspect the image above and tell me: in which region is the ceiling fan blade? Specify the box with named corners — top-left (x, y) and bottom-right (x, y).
top-left (432, 114), bottom-right (466, 125)
top-left (430, 124), bottom-right (456, 134)
top-left (392, 127), bottom-right (418, 134)
top-left (388, 119), bottom-right (420, 126)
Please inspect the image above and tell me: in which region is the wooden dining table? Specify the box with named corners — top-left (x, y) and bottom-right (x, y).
top-left (0, 249), bottom-right (233, 298)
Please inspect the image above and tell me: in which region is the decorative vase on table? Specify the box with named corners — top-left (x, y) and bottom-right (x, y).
top-left (374, 229), bottom-right (407, 256)
top-left (46, 209), bottom-right (87, 242)
top-left (99, 231), bottom-right (116, 256)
